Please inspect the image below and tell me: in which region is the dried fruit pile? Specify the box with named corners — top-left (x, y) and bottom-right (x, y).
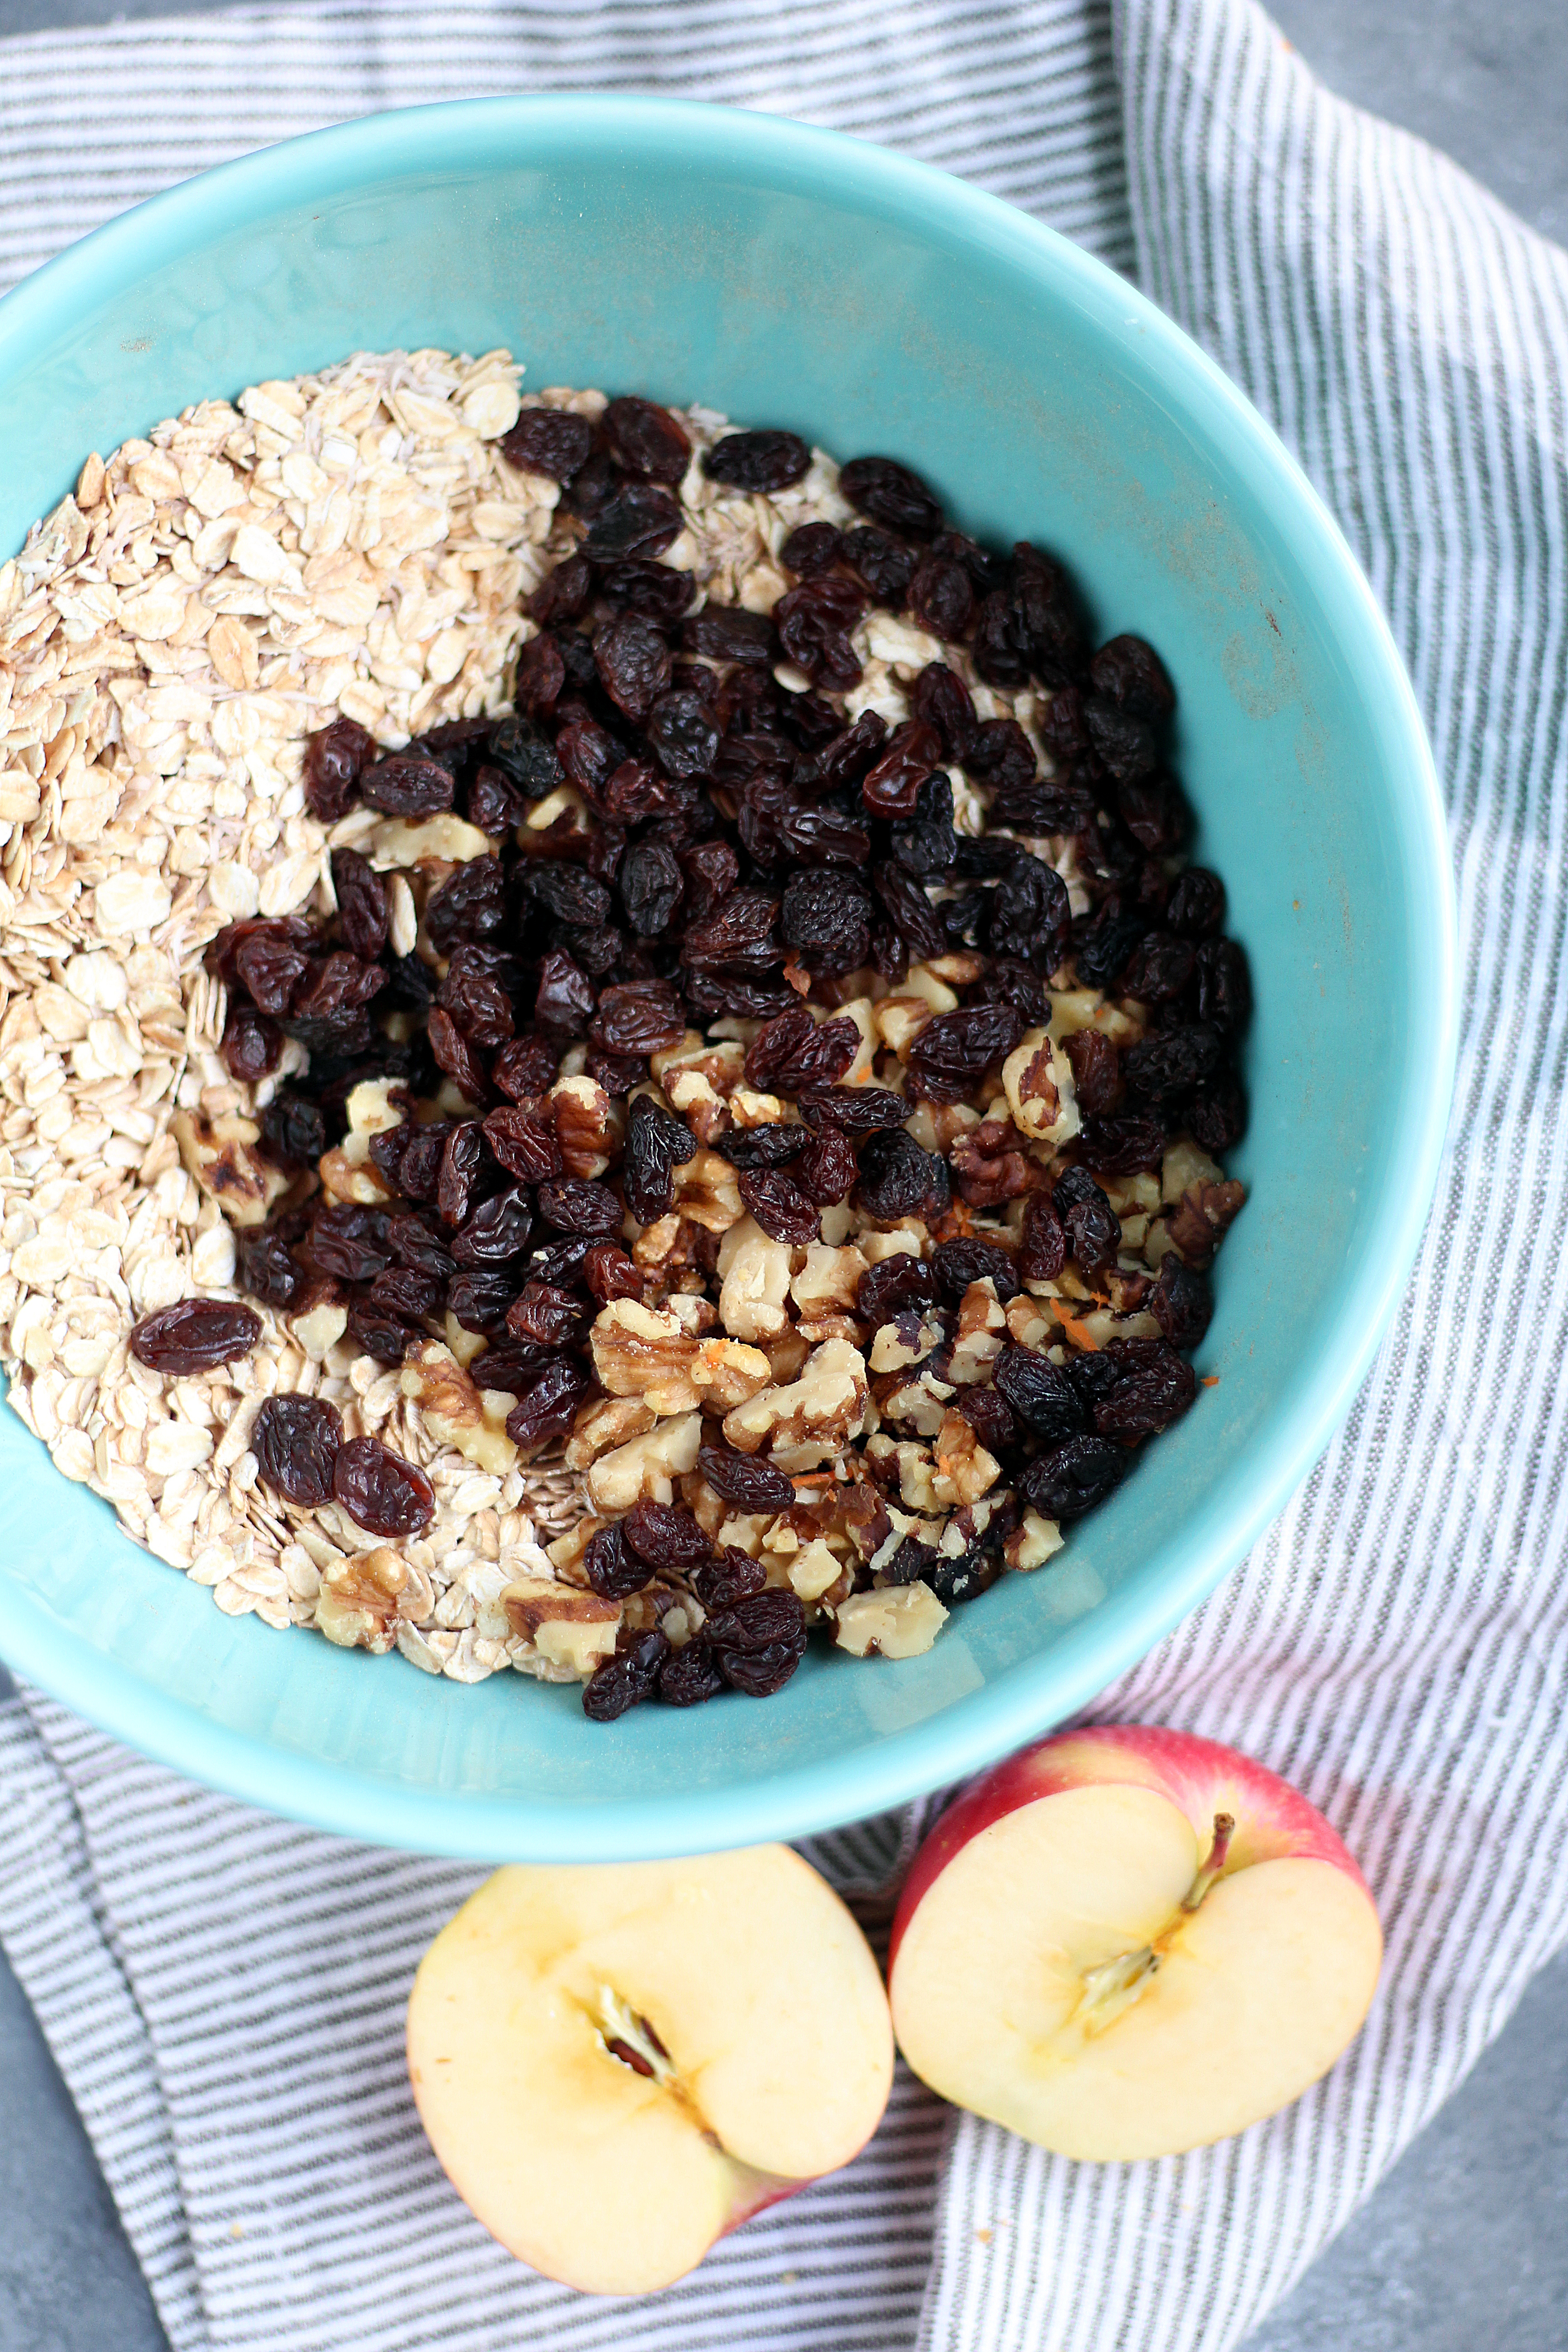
top-left (129, 392), bottom-right (1247, 1717)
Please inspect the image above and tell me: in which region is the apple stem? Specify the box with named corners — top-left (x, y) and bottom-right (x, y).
top-left (1181, 1811), bottom-right (1236, 1913)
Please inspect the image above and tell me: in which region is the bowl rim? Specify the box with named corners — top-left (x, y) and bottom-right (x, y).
top-left (0, 93), bottom-right (1458, 1858)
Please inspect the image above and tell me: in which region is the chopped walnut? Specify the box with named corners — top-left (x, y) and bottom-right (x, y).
top-left (564, 1393), bottom-right (657, 1470)
top-left (834, 1582), bottom-right (948, 1658)
top-left (1005, 1292), bottom-right (1056, 1350)
top-left (293, 1297), bottom-right (348, 1362)
top-left (791, 1243), bottom-right (869, 1323)
top-left (1162, 1179), bottom-right (1246, 1269)
top-left (1002, 1029), bottom-right (1081, 1146)
top-left (1161, 1138), bottom-right (1224, 1204)
top-left (727, 1086), bottom-right (787, 1128)
top-left (873, 995), bottom-right (935, 1058)
top-left (1005, 1508), bottom-right (1065, 1571)
top-left (718, 1218), bottom-right (794, 1342)
top-left (721, 1336), bottom-right (870, 1471)
top-left (788, 1536), bottom-right (844, 1606)
top-left (316, 1143), bottom-right (397, 1205)
top-left (584, 1411), bottom-right (702, 1514)
top-left (501, 1575), bottom-right (620, 1672)
top-left (947, 1279), bottom-right (1007, 1385)
top-left (589, 1297), bottom-right (772, 1415)
top-left (314, 1546), bottom-right (422, 1652)
top-left (672, 1147), bottom-right (745, 1233)
top-left (401, 1338), bottom-right (519, 1474)
top-left (172, 1108), bottom-right (290, 1229)
top-left (869, 1310), bottom-right (945, 1374)
top-left (549, 1073), bottom-right (620, 1177)
top-left (367, 812), bottom-right (495, 868)
top-left (632, 1213), bottom-right (709, 1279)
top-left (932, 1407), bottom-right (1001, 1507)
top-left (950, 1117), bottom-right (1047, 1209)
top-left (873, 1360), bottom-right (955, 1436)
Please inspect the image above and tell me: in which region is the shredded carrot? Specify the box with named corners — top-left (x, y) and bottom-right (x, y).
top-left (1053, 1303), bottom-right (1101, 1351)
top-left (1201, 1374), bottom-right (1220, 1387)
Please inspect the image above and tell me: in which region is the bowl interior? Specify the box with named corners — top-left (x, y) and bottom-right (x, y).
top-left (0, 100), bottom-right (1453, 1858)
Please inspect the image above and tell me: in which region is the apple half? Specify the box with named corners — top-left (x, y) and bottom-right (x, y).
top-left (888, 1725), bottom-right (1382, 2160)
top-left (407, 1846), bottom-right (893, 2294)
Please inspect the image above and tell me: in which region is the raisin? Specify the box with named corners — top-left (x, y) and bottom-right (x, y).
top-left (1118, 774), bottom-right (1188, 854)
top-left (583, 1521), bottom-right (652, 1599)
top-left (583, 1629), bottom-right (671, 1721)
top-left (871, 863), bottom-right (949, 964)
top-left (436, 953), bottom-right (514, 1049)
top-left (524, 554), bottom-right (594, 630)
top-left (593, 613), bottom-right (674, 725)
top-left (989, 854), bottom-right (1071, 968)
top-left (780, 870), bottom-right (872, 974)
top-left (680, 885), bottom-right (779, 975)
top-left (369, 1264), bottom-right (443, 1321)
top-left (1122, 1025), bottom-right (1223, 1102)
top-left (795, 1127), bottom-right (858, 1204)
top-left (1194, 938), bottom-right (1251, 1034)
top-left (531, 952), bottom-right (596, 1044)
top-left (308, 1204), bottom-right (392, 1284)
top-left (683, 971), bottom-right (796, 1023)
top-left (911, 662), bottom-right (978, 760)
top-left (233, 922), bottom-right (312, 1015)
top-left (451, 1187), bottom-right (534, 1266)
top-left (858, 1251), bottom-right (938, 1323)
top-left (1054, 1164), bottom-right (1120, 1278)
top-left (659, 1641), bottom-right (725, 1706)
top-left (1072, 907), bottom-right (1145, 991)
top-left (447, 1269), bottom-right (522, 1334)
top-left (345, 1298), bottom-right (418, 1366)
top-left (620, 1093), bottom-right (693, 1222)
top-left (840, 455), bottom-right (943, 539)
top-left (978, 957), bottom-right (1050, 1030)
top-left (703, 427), bottom-right (811, 490)
top-left (289, 952), bottom-right (386, 1034)
top-left (505, 1357), bottom-right (590, 1448)
top-left (931, 1237), bottom-right (1019, 1304)
top-left (536, 1176), bottom-right (622, 1236)
top-left (238, 1230), bottom-right (305, 1308)
top-left (585, 483), bottom-right (683, 560)
top-left (955, 1384), bottom-right (1017, 1453)
top-left (691, 1547), bottom-right (771, 1609)
top-left (1166, 867), bottom-right (1226, 937)
top-left (695, 1446), bottom-right (794, 1514)
top-left (971, 589), bottom-right (1033, 688)
top-left (1093, 1335), bottom-right (1197, 1439)
top-left (1152, 1256), bottom-right (1214, 1350)
top-left (252, 1394), bottom-right (344, 1506)
top-left (738, 1169), bottom-right (819, 1245)
top-left (1089, 634), bottom-right (1175, 720)
top-left (994, 1345), bottom-right (1088, 1442)
top-left (222, 1004), bottom-right (281, 1082)
top-left (482, 1107), bottom-right (563, 1182)
top-left (908, 554), bottom-right (975, 639)
top-left (427, 1007), bottom-right (490, 1105)
top-left (500, 407), bottom-right (594, 481)
top-left (780, 521), bottom-right (842, 576)
top-left (506, 1281), bottom-right (589, 1349)
top-left (1020, 1433), bottom-right (1129, 1521)
top-left (743, 1006), bottom-right (860, 1095)
top-left (711, 1125), bottom-right (805, 1173)
top-left (707, 1584), bottom-right (808, 1657)
top-left (860, 720), bottom-right (941, 820)
top-left (857, 1130), bottom-right (950, 1224)
top-left (388, 1214), bottom-right (456, 1280)
top-left (436, 1121), bottom-right (486, 1226)
top-left (603, 395), bottom-right (692, 483)
top-left (514, 632), bottom-right (568, 718)
top-left (589, 979), bottom-right (686, 1058)
top-left (127, 1289), bottom-right (262, 1373)
top-left (681, 606), bottom-right (776, 665)
top-left (1077, 1115), bottom-right (1167, 1176)
top-left (1189, 1076), bottom-right (1248, 1154)
top-left (359, 755), bottom-right (453, 818)
top-left (1063, 1029), bottom-right (1121, 1118)
top-left (906, 1004), bottom-right (1024, 1103)
top-left (598, 559), bottom-right (696, 625)
top-left (774, 577), bottom-right (866, 686)
top-left (843, 525), bottom-right (916, 603)
top-left (1019, 1192), bottom-right (1068, 1282)
top-left (618, 839), bottom-right (684, 936)
top-left (427, 858), bottom-right (508, 955)
top-left (332, 1436), bottom-right (436, 1535)
top-left (331, 848), bottom-right (388, 960)
top-left (583, 1240), bottom-right (642, 1303)
top-left (645, 689), bottom-right (720, 781)
top-left (303, 715), bottom-right (376, 823)
top-left (623, 1498), bottom-right (712, 1573)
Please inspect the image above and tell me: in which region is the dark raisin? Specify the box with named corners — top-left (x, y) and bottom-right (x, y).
top-left (683, 971), bottom-right (797, 1023)
top-left (1020, 1433), bottom-right (1130, 1521)
top-left (911, 662), bottom-right (977, 760)
top-left (743, 1008), bottom-right (861, 1097)
top-left (345, 1298), bottom-right (418, 1366)
top-left (593, 613), bottom-right (674, 725)
top-left (703, 428), bottom-right (811, 490)
top-left (128, 1298), bottom-right (261, 1373)
top-left (1118, 775), bottom-right (1188, 854)
top-left (711, 1125), bottom-right (806, 1173)
top-left (1122, 1025), bottom-right (1223, 1102)
top-left (583, 1629), bottom-right (671, 1721)
top-left (583, 1241), bottom-right (642, 1303)
top-left (774, 577), bottom-right (866, 686)
top-left (583, 1521), bottom-right (652, 1600)
top-left (1063, 1030), bottom-right (1120, 1118)
top-left (1166, 868), bottom-right (1226, 937)
top-left (860, 720), bottom-right (941, 820)
top-left (858, 1253), bottom-right (938, 1328)
top-left (623, 1498), bottom-right (712, 1573)
top-left (427, 1007), bottom-right (490, 1104)
top-left (736, 1170), bottom-right (818, 1245)
top-left (330, 848), bottom-right (388, 960)
top-left (252, 1394), bottom-right (344, 1507)
top-left (1077, 1115), bottom-right (1167, 1176)
top-left (332, 1436), bottom-right (435, 1534)
top-left (680, 885), bottom-right (779, 975)
top-left (642, 689), bottom-right (720, 782)
top-left (908, 554), bottom-right (975, 640)
top-left (931, 1238), bottom-right (1019, 1304)
top-left (622, 1092), bottom-right (696, 1222)
top-left (524, 554), bottom-right (594, 630)
top-left (618, 839), bottom-right (684, 936)
top-left (1188, 1077), bottom-right (1248, 1154)
top-left (303, 715), bottom-right (377, 823)
top-left (1194, 938), bottom-right (1251, 1034)
top-left (955, 1385), bottom-right (1017, 1453)
top-left (514, 633), bottom-right (568, 717)
top-left (695, 1446), bottom-right (794, 1514)
top-left (838, 524), bottom-right (912, 605)
top-left (585, 483), bottom-right (683, 560)
top-left (994, 1345), bottom-right (1088, 1441)
top-left (706, 1584), bottom-right (808, 1656)
top-left (884, 1534), bottom-right (939, 1586)
top-left (505, 1356), bottom-right (590, 1448)
top-left (780, 870), bottom-right (872, 975)
top-left (369, 1264), bottom-right (443, 1322)
top-left (451, 1187), bottom-right (534, 1266)
top-left (839, 455), bottom-right (943, 539)
top-left (602, 395), bottom-right (691, 484)
top-left (529, 952), bottom-right (595, 1045)
top-left (437, 953), bottom-right (514, 1049)
top-left (1089, 634), bottom-right (1175, 720)
top-left (388, 1213), bottom-right (456, 1280)
top-left (307, 1204), bottom-right (392, 1284)
top-left (794, 1127), bottom-right (859, 1205)
top-left (426, 858), bottom-right (508, 956)
top-left (1019, 1193), bottom-right (1068, 1282)
top-left (221, 1004), bottom-right (281, 1082)
top-left (1121, 931), bottom-right (1196, 1004)
top-left (381, 951), bottom-right (434, 1016)
top-left (588, 979), bottom-right (686, 1058)
top-left (536, 1176), bottom-right (622, 1236)
top-left (237, 1229), bottom-right (304, 1308)
top-left (489, 1033), bottom-right (560, 1103)
top-left (598, 559), bottom-right (696, 626)
top-left (1093, 1335), bottom-right (1197, 1439)
top-left (436, 1121), bottom-right (486, 1226)
top-left (359, 755), bottom-right (453, 818)
top-left (505, 1281), bottom-right (589, 1349)
top-left (906, 1004), bottom-right (1024, 1104)
top-left (971, 589), bottom-right (1032, 688)
top-left (978, 957), bottom-right (1050, 1030)
top-left (870, 862), bottom-right (949, 963)
top-left (691, 1547), bottom-right (771, 1609)
top-left (659, 1641), bottom-right (725, 1706)
top-left (1152, 1256), bottom-right (1214, 1349)
top-left (231, 921), bottom-right (311, 1015)
top-left (989, 854), bottom-right (1071, 969)
top-left (481, 1107), bottom-right (562, 1183)
top-left (681, 606), bottom-right (776, 666)
top-left (857, 1130), bottom-right (950, 1224)
top-left (500, 407), bottom-right (594, 481)
top-left (1054, 1165), bottom-right (1120, 1279)
top-left (780, 521), bottom-right (842, 576)
top-left (447, 1269), bottom-right (522, 1334)
top-left (1072, 907), bottom-right (1145, 992)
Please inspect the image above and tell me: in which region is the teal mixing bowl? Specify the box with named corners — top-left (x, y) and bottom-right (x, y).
top-left (0, 98), bottom-right (1455, 1859)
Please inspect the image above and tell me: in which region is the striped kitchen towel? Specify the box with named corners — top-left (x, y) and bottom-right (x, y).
top-left (2, 4), bottom-right (1567, 2351)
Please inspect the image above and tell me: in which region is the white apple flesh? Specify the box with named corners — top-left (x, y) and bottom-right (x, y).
top-left (407, 1846), bottom-right (893, 2294)
top-left (888, 1725), bottom-right (1382, 2161)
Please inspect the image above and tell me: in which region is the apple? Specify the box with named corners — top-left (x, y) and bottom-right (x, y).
top-left (407, 1845), bottom-right (893, 2294)
top-left (888, 1724), bottom-right (1382, 2161)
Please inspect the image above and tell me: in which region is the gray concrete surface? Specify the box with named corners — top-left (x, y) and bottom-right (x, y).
top-left (1, 1), bottom-right (1567, 2348)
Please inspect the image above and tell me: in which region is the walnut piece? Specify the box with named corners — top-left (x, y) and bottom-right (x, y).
top-left (584, 1411), bottom-right (702, 1514)
top-left (172, 1108), bottom-right (290, 1229)
top-left (721, 1336), bottom-right (870, 1471)
top-left (501, 1575), bottom-right (620, 1672)
top-left (401, 1338), bottom-right (519, 1474)
top-left (1163, 1178), bottom-right (1246, 1268)
top-left (1005, 1508), bottom-right (1065, 1571)
top-left (834, 1582), bottom-right (949, 1658)
top-left (314, 1546), bottom-right (421, 1652)
top-left (672, 1147), bottom-right (745, 1233)
top-left (1002, 1029), bottom-right (1081, 1146)
top-left (564, 1393), bottom-right (657, 1469)
top-left (931, 1407), bottom-right (1001, 1506)
top-left (589, 1298), bottom-right (772, 1415)
top-left (718, 1217), bottom-right (794, 1342)
top-left (549, 1073), bottom-right (619, 1177)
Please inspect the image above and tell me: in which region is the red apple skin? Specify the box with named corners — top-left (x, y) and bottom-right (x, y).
top-left (889, 1724), bottom-right (1373, 1978)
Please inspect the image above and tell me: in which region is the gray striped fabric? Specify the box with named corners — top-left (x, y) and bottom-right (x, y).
top-left (1, 3), bottom-right (1566, 2349)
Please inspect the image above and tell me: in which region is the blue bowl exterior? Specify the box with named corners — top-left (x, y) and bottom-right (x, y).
top-left (0, 98), bottom-right (1455, 1859)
